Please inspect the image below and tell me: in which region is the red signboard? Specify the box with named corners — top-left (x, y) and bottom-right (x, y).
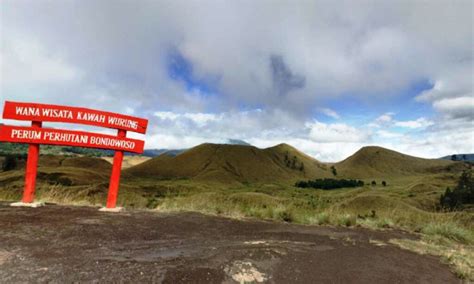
top-left (0, 125), bottom-right (144, 154)
top-left (0, 101), bottom-right (149, 209)
top-left (3, 101), bottom-right (148, 134)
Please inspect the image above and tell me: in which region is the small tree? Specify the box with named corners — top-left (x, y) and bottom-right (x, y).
top-left (382, 181), bottom-right (387, 186)
top-left (291, 156), bottom-right (297, 169)
top-left (440, 171), bottom-right (474, 210)
top-left (2, 155), bottom-right (17, 171)
top-left (371, 180), bottom-right (376, 186)
top-left (330, 166), bottom-right (337, 176)
top-left (299, 163), bottom-right (305, 172)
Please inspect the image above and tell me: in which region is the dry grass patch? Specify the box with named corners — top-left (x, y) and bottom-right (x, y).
top-left (390, 238), bottom-right (474, 280)
top-left (422, 222), bottom-right (474, 244)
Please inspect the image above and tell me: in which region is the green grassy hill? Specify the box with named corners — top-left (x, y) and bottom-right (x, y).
top-left (0, 142), bottom-right (115, 157)
top-left (125, 143), bottom-right (331, 183)
top-left (0, 155), bottom-right (111, 186)
top-left (126, 144), bottom-right (467, 183)
top-left (333, 146), bottom-right (467, 179)
top-left (3, 144), bottom-right (466, 186)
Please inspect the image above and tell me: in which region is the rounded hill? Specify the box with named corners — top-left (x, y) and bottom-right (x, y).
top-left (334, 146), bottom-right (465, 178)
top-left (125, 143), bottom-right (331, 183)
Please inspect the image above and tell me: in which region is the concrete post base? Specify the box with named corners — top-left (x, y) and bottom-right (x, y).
top-left (10, 202), bottom-right (45, 208)
top-left (99, 207), bottom-right (124, 213)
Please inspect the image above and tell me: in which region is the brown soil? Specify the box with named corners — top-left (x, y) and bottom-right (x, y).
top-left (0, 202), bottom-right (458, 283)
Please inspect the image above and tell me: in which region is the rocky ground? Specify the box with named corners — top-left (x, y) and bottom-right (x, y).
top-left (0, 202), bottom-right (459, 283)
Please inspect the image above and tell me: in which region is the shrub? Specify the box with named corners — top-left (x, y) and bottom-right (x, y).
top-left (299, 163), bottom-right (305, 172)
top-left (337, 214), bottom-right (357, 227)
top-left (371, 181), bottom-right (377, 186)
top-left (2, 155), bottom-right (17, 171)
top-left (295, 178), bottom-right (364, 190)
top-left (309, 212), bottom-right (330, 225)
top-left (146, 197), bottom-right (160, 209)
top-left (278, 210), bottom-right (294, 222)
top-left (330, 166), bottom-right (337, 176)
top-left (376, 218), bottom-right (394, 228)
top-left (382, 181), bottom-right (387, 186)
top-left (57, 177), bottom-right (73, 186)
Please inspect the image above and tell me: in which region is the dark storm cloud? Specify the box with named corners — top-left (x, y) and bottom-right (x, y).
top-left (270, 55), bottom-right (306, 97)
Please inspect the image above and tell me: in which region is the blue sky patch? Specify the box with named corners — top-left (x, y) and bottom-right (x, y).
top-left (167, 48), bottom-right (217, 95)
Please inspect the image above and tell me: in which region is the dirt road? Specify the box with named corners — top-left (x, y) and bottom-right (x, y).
top-left (0, 202), bottom-right (458, 283)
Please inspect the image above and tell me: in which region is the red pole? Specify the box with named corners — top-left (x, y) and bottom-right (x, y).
top-left (22, 121), bottom-right (42, 203)
top-left (105, 129), bottom-right (126, 208)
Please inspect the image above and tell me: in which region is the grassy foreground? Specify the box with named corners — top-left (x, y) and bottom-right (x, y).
top-left (0, 173), bottom-right (473, 279)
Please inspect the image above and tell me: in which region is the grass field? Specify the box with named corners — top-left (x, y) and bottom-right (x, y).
top-left (1, 173), bottom-right (472, 234)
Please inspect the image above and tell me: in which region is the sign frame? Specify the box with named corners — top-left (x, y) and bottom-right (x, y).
top-left (0, 125), bottom-right (145, 154)
top-left (1, 101), bottom-right (148, 209)
top-left (3, 101), bottom-right (148, 134)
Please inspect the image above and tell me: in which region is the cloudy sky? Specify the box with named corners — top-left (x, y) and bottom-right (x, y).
top-left (1, 0), bottom-right (473, 161)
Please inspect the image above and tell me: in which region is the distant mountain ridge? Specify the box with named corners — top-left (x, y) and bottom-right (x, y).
top-left (440, 154), bottom-right (474, 162)
top-left (226, 139), bottom-right (252, 146)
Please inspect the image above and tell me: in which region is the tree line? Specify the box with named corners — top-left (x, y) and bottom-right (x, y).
top-left (295, 178), bottom-right (364, 190)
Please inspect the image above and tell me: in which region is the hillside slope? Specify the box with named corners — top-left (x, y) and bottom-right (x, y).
top-left (334, 146), bottom-right (466, 178)
top-left (0, 156), bottom-right (112, 186)
top-left (125, 143), bottom-right (331, 183)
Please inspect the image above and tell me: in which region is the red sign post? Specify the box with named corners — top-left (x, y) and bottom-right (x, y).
top-left (1, 101), bottom-right (148, 210)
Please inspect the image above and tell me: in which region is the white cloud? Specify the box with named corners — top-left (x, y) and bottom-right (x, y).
top-left (146, 133), bottom-right (210, 149)
top-left (369, 114), bottom-right (434, 130)
top-left (433, 97), bottom-right (474, 119)
top-left (376, 113), bottom-right (394, 124)
top-left (183, 113), bottom-right (218, 126)
top-left (318, 108), bottom-right (340, 119)
top-left (390, 121), bottom-right (474, 158)
top-left (0, 33), bottom-right (81, 89)
top-left (416, 63), bottom-right (473, 120)
top-left (368, 112), bottom-right (394, 128)
top-left (154, 111), bottom-right (180, 121)
top-left (394, 117), bottom-right (434, 129)
top-left (377, 130), bottom-right (403, 139)
top-left (307, 121), bottom-right (370, 143)
top-left (248, 136), bottom-right (367, 162)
